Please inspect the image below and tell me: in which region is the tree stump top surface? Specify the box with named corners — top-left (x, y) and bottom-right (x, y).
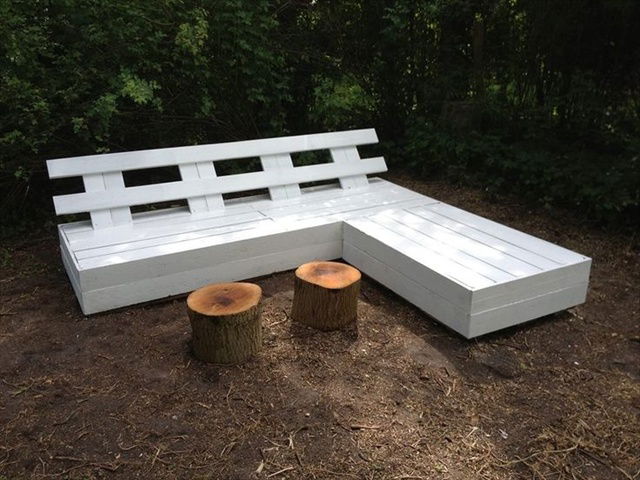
top-left (295, 261), bottom-right (361, 289)
top-left (187, 282), bottom-right (262, 316)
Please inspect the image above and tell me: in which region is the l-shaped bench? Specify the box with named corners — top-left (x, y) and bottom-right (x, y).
top-left (47, 129), bottom-right (591, 338)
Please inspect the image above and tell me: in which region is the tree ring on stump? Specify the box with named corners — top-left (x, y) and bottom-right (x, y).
top-left (295, 261), bottom-right (361, 289)
top-left (187, 283), bottom-right (262, 323)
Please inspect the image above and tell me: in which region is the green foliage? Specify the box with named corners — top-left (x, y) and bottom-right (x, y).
top-left (1, 0), bottom-right (638, 236)
top-left (0, 0), bottom-right (291, 234)
top-left (403, 119), bottom-right (640, 226)
top-left (310, 75), bottom-right (375, 130)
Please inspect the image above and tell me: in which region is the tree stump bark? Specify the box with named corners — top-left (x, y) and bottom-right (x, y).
top-left (291, 261), bottom-right (361, 331)
top-left (187, 282), bottom-right (262, 364)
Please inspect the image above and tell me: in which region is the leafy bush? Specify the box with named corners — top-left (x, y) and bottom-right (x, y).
top-left (0, 1), bottom-right (290, 235)
top-left (1, 0), bottom-right (638, 236)
top-left (403, 118), bottom-right (639, 227)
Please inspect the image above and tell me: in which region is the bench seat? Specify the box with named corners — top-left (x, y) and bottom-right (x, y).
top-left (343, 203), bottom-right (590, 337)
top-left (59, 179), bottom-right (436, 315)
top-left (48, 129), bottom-right (590, 337)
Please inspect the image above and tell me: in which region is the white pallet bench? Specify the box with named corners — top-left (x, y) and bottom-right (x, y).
top-left (47, 129), bottom-right (591, 338)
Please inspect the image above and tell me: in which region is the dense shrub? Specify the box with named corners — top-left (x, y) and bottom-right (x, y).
top-left (403, 120), bottom-right (639, 226)
top-left (1, 0), bottom-right (638, 236)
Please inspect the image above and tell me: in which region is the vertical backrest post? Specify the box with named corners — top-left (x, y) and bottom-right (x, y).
top-left (260, 154), bottom-right (301, 200)
top-left (330, 146), bottom-right (369, 189)
top-left (82, 172), bottom-right (132, 229)
top-left (178, 161), bottom-right (224, 213)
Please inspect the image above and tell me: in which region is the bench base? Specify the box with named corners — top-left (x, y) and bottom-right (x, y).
top-left (58, 180), bottom-right (591, 338)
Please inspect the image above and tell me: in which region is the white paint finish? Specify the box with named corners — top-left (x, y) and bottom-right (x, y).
top-left (467, 282), bottom-right (588, 338)
top-left (73, 186), bottom-right (430, 276)
top-left (408, 205), bottom-right (562, 270)
top-left (343, 220), bottom-right (474, 307)
top-left (345, 217), bottom-right (495, 291)
top-left (68, 211), bottom-right (265, 252)
top-left (78, 219), bottom-right (282, 271)
top-left (79, 241), bottom-right (342, 315)
top-left (48, 129), bottom-right (590, 337)
top-left (261, 183), bottom-right (427, 219)
top-left (53, 157), bottom-right (388, 215)
top-left (82, 173), bottom-right (131, 229)
top-left (74, 218), bottom-right (275, 262)
top-left (82, 174), bottom-right (112, 229)
top-left (470, 259), bottom-right (591, 314)
top-left (376, 208), bottom-right (545, 277)
top-left (55, 181), bottom-right (591, 336)
top-left (345, 206), bottom-right (590, 335)
top-left (343, 242), bottom-right (470, 335)
top-left (178, 162), bottom-right (224, 213)
top-left (264, 189), bottom-right (422, 225)
top-left (260, 154), bottom-right (301, 200)
top-left (103, 172), bottom-right (132, 225)
top-left (271, 199), bottom-right (434, 231)
top-left (330, 146), bottom-right (369, 189)
top-left (61, 178), bottom-right (409, 245)
top-left (77, 223), bottom-right (343, 291)
top-left (71, 211), bottom-right (266, 254)
top-left (426, 203), bottom-right (588, 265)
top-left (366, 213), bottom-right (519, 284)
top-left (47, 129), bottom-right (379, 178)
top-left (59, 227), bottom-right (81, 291)
top-left (60, 243), bottom-right (85, 313)
top-left (61, 179), bottom-right (408, 252)
top-left (344, 238), bottom-right (589, 339)
top-left (64, 203), bottom-right (259, 248)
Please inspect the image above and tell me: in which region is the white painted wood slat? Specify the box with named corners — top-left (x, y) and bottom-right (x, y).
top-left (75, 218), bottom-right (275, 262)
top-left (61, 179), bottom-right (400, 249)
top-left (82, 172), bottom-right (131, 229)
top-left (69, 211), bottom-right (265, 251)
top-left (81, 240), bottom-right (343, 315)
top-left (375, 208), bottom-right (543, 277)
top-left (53, 157), bottom-right (387, 215)
top-left (262, 185), bottom-right (420, 219)
top-left (343, 218), bottom-right (483, 301)
top-left (426, 203), bottom-right (585, 265)
top-left (79, 223), bottom-right (342, 290)
top-left (330, 146), bottom-right (369, 189)
top-left (408, 206), bottom-right (561, 270)
top-left (366, 214), bottom-right (514, 284)
top-left (47, 129), bottom-right (379, 178)
top-left (260, 154), bottom-right (301, 200)
top-left (343, 242), bottom-right (470, 335)
top-left (178, 161), bottom-right (224, 213)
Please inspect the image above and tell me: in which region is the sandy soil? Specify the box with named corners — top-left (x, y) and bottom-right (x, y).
top-left (1, 174), bottom-right (638, 480)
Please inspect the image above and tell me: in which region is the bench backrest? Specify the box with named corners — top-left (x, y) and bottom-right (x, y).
top-left (47, 129), bottom-right (386, 229)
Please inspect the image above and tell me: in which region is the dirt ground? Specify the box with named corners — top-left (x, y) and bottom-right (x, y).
top-left (1, 174), bottom-right (638, 480)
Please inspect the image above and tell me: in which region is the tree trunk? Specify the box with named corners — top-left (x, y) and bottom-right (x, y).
top-left (472, 13), bottom-right (486, 100)
top-left (187, 282), bottom-right (262, 364)
top-left (291, 261), bottom-right (361, 331)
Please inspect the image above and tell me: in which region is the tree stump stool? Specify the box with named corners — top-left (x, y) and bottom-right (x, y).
top-left (291, 261), bottom-right (361, 331)
top-left (187, 282), bottom-right (262, 364)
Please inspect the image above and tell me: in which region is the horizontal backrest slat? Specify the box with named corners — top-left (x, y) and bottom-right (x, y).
top-left (53, 157), bottom-right (387, 215)
top-left (47, 129), bottom-right (378, 178)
